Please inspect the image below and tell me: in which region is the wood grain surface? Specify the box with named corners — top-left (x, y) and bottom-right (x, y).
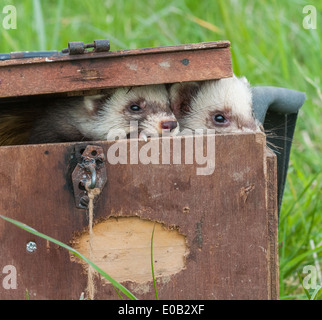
top-left (0, 133), bottom-right (278, 300)
top-left (0, 41), bottom-right (232, 98)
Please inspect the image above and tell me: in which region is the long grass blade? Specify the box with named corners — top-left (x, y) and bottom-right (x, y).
top-left (297, 272), bottom-right (311, 300)
top-left (0, 215), bottom-right (137, 300)
top-left (310, 286), bottom-right (322, 300)
top-left (32, 0), bottom-right (46, 50)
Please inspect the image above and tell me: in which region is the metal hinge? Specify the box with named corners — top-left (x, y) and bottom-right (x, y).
top-left (0, 39), bottom-right (110, 60)
top-left (72, 145), bottom-right (107, 209)
top-left (62, 39), bottom-right (110, 55)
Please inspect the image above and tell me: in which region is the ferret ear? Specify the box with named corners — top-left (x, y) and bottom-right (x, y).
top-left (83, 88), bottom-right (117, 115)
top-left (83, 95), bottom-right (106, 115)
top-left (169, 82), bottom-right (201, 116)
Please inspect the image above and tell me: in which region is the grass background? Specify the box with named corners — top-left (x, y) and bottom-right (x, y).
top-left (0, 0), bottom-right (321, 299)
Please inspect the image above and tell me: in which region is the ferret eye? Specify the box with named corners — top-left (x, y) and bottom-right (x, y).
top-left (213, 113), bottom-right (227, 124)
top-left (129, 105), bottom-right (141, 112)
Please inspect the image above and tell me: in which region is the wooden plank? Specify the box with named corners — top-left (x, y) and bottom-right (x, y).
top-left (0, 41), bottom-right (232, 99)
top-left (0, 41), bottom-right (230, 67)
top-left (0, 133), bottom-right (278, 300)
top-left (266, 149), bottom-right (279, 299)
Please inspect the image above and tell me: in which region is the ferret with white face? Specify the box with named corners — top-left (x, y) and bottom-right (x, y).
top-left (28, 84), bottom-right (179, 144)
top-left (169, 75), bottom-right (262, 133)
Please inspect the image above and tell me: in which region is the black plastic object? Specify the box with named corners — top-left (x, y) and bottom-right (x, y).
top-left (252, 87), bottom-right (306, 216)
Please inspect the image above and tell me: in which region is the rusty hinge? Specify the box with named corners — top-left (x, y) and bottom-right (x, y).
top-left (72, 145), bottom-right (107, 209)
top-left (0, 39), bottom-right (110, 61)
top-left (62, 39), bottom-right (110, 55)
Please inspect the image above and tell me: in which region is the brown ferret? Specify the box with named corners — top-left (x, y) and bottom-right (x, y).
top-left (23, 84), bottom-right (179, 144)
top-left (0, 104), bottom-right (36, 146)
top-left (170, 75), bottom-right (262, 133)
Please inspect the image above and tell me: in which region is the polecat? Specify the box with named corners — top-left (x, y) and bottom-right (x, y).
top-left (169, 76), bottom-right (262, 133)
top-left (28, 84), bottom-right (179, 144)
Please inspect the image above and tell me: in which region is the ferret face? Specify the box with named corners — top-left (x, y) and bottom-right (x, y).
top-left (170, 76), bottom-right (262, 134)
top-left (80, 84), bottom-right (179, 140)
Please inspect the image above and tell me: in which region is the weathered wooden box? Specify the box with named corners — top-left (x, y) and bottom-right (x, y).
top-left (0, 41), bottom-right (278, 300)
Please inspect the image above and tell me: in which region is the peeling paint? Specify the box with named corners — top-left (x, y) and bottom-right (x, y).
top-left (71, 216), bottom-right (189, 284)
top-left (127, 63), bottom-right (138, 71)
top-left (159, 61), bottom-right (171, 68)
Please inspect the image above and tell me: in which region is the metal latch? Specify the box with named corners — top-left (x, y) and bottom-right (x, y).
top-left (72, 145), bottom-right (107, 209)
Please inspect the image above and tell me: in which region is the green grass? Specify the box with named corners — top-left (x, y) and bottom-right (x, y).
top-left (0, 0), bottom-right (321, 299)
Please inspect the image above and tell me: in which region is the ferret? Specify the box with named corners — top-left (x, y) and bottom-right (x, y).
top-left (28, 84), bottom-right (179, 144)
top-left (169, 75), bottom-right (262, 133)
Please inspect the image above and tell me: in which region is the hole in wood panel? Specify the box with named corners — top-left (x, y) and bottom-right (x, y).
top-left (71, 216), bottom-right (189, 284)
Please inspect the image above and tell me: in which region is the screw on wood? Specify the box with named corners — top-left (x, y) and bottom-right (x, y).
top-left (26, 241), bottom-right (37, 253)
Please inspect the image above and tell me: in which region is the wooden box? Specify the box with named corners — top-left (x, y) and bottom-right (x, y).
top-left (0, 41), bottom-right (278, 300)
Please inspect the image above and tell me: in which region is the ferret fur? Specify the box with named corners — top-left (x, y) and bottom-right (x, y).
top-left (170, 75), bottom-right (262, 133)
top-left (28, 84), bottom-right (179, 144)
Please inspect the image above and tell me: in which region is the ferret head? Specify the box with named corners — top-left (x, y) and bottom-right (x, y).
top-left (80, 84), bottom-right (179, 140)
top-left (170, 76), bottom-right (261, 134)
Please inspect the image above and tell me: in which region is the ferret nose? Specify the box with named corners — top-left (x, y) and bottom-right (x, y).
top-left (161, 120), bottom-right (178, 131)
